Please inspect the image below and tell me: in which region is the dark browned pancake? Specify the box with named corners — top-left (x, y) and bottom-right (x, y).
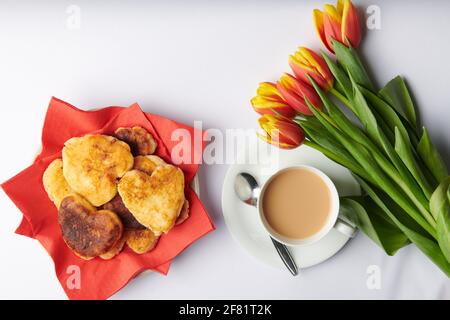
top-left (103, 194), bottom-right (145, 230)
top-left (58, 194), bottom-right (123, 259)
top-left (114, 126), bottom-right (157, 156)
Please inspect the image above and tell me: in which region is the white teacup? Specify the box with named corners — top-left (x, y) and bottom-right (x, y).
top-left (258, 165), bottom-right (355, 247)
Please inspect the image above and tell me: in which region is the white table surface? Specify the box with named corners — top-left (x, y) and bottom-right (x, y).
top-left (0, 0), bottom-right (449, 299)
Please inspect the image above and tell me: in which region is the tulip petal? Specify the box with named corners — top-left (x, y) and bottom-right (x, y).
top-left (257, 82), bottom-right (284, 99)
top-left (323, 14), bottom-right (342, 53)
top-left (324, 4), bottom-right (342, 24)
top-left (313, 9), bottom-right (333, 53)
top-left (289, 60), bottom-right (314, 86)
top-left (257, 132), bottom-right (292, 149)
top-left (296, 48), bottom-right (334, 90)
top-left (323, 4), bottom-right (343, 52)
top-left (342, 0), bottom-right (361, 48)
top-left (258, 114), bottom-right (274, 128)
top-left (277, 73), bottom-right (321, 115)
top-left (299, 48), bottom-right (329, 78)
top-left (291, 77), bottom-right (322, 112)
top-left (251, 96), bottom-right (285, 109)
top-left (277, 81), bottom-right (310, 115)
top-left (337, 0), bottom-right (344, 16)
top-left (289, 56), bottom-right (312, 86)
top-left (256, 132), bottom-right (272, 144)
top-left (257, 132), bottom-right (297, 149)
top-left (289, 48), bottom-right (334, 91)
top-left (278, 121), bottom-right (305, 147)
top-left (257, 115), bottom-right (304, 149)
top-left (251, 82), bottom-right (296, 118)
top-left (290, 54), bottom-right (316, 75)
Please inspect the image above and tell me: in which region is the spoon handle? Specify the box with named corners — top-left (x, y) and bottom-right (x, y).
top-left (270, 237), bottom-right (299, 276)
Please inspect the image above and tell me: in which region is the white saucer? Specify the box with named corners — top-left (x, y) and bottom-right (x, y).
top-left (221, 140), bottom-right (360, 269)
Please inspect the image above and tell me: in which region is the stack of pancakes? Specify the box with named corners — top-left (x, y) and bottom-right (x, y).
top-left (42, 126), bottom-right (189, 260)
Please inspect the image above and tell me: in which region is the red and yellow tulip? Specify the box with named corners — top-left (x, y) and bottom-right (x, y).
top-left (314, 0), bottom-right (361, 53)
top-left (257, 114), bottom-right (304, 149)
top-left (276, 73), bottom-right (321, 116)
top-left (289, 47), bottom-right (334, 91)
top-left (250, 82), bottom-right (297, 118)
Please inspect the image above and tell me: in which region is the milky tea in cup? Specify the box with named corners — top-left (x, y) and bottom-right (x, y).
top-left (258, 166), bottom-right (339, 246)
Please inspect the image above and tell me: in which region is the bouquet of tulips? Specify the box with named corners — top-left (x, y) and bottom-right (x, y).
top-left (252, 0), bottom-right (450, 276)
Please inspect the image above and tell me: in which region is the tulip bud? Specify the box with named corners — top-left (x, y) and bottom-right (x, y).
top-left (314, 0), bottom-right (361, 53)
top-left (250, 82), bottom-right (297, 118)
top-left (276, 73), bottom-right (321, 116)
top-left (289, 47), bottom-right (334, 91)
top-left (257, 114), bottom-right (304, 149)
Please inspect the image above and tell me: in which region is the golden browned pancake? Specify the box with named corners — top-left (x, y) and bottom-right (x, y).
top-left (103, 194), bottom-right (145, 230)
top-left (118, 166), bottom-right (185, 234)
top-left (58, 194), bottom-right (123, 259)
top-left (176, 200), bottom-right (190, 225)
top-left (100, 233), bottom-right (127, 260)
top-left (42, 159), bottom-right (74, 208)
top-left (62, 134), bottom-right (134, 206)
top-left (114, 126), bottom-right (157, 156)
top-left (125, 229), bottom-right (159, 254)
top-left (133, 155), bottom-right (167, 175)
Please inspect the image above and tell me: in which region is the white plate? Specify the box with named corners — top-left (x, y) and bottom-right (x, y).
top-left (221, 140), bottom-right (360, 269)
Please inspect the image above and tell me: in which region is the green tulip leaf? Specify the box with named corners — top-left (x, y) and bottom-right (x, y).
top-left (437, 209), bottom-right (450, 265)
top-left (333, 40), bottom-right (373, 91)
top-left (430, 177), bottom-right (450, 264)
top-left (430, 177), bottom-right (450, 220)
top-left (394, 127), bottom-right (433, 199)
top-left (354, 176), bottom-right (450, 276)
top-left (359, 86), bottom-right (412, 144)
top-left (379, 76), bottom-right (417, 129)
top-left (340, 197), bottom-right (409, 256)
top-left (348, 73), bottom-right (386, 147)
top-left (321, 52), bottom-right (352, 97)
top-left (361, 85), bottom-right (437, 188)
top-left (417, 127), bottom-right (448, 183)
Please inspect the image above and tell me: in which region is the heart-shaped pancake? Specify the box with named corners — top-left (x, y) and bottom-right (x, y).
top-left (58, 194), bottom-right (123, 259)
top-left (118, 165), bottom-right (185, 234)
top-left (125, 229), bottom-right (159, 254)
top-left (43, 159), bottom-right (74, 208)
top-left (62, 134), bottom-right (134, 206)
top-left (115, 126), bottom-right (157, 156)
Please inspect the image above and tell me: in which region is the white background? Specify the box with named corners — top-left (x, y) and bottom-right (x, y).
top-left (0, 0), bottom-right (449, 299)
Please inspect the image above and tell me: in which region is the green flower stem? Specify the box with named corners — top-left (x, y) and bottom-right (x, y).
top-left (304, 140), bottom-right (373, 183)
top-left (330, 87), bottom-right (355, 113)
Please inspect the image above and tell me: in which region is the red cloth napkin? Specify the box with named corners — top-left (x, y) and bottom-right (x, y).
top-left (1, 97), bottom-right (215, 300)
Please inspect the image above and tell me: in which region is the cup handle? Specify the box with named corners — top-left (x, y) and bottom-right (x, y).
top-left (333, 218), bottom-right (357, 238)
